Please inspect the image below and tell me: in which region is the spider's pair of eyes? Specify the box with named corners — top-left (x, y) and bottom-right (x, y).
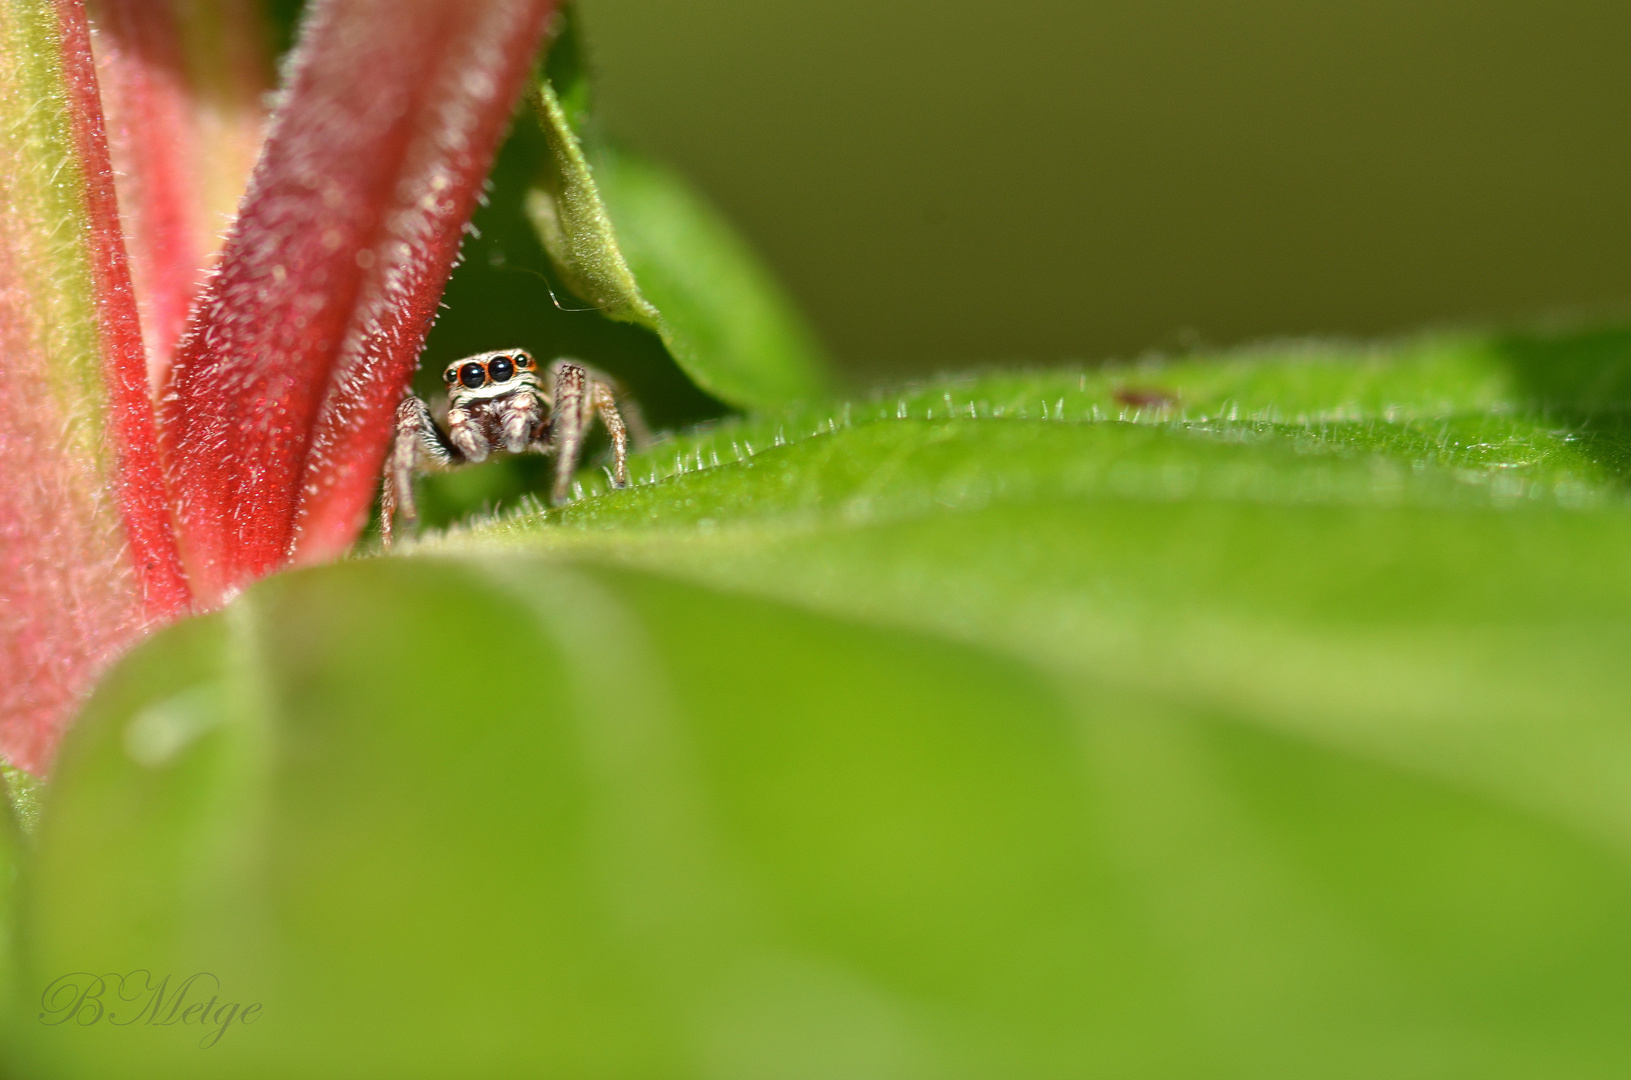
top-left (443, 353), bottom-right (532, 389)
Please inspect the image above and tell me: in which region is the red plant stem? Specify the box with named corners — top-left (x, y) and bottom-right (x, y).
top-left (56, 0), bottom-right (191, 618)
top-left (87, 0), bottom-right (272, 390)
top-left (0, 1), bottom-right (191, 772)
top-left (86, 1), bottom-right (196, 389)
top-left (161, 0), bottom-right (556, 603)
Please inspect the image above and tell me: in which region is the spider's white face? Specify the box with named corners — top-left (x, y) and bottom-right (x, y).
top-left (442, 349), bottom-right (543, 407)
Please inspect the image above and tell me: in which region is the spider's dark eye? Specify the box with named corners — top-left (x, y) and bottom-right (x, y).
top-left (515, 353), bottom-right (533, 369)
top-left (443, 367), bottom-right (458, 385)
top-left (459, 362), bottom-right (487, 389)
top-left (488, 355), bottom-right (514, 383)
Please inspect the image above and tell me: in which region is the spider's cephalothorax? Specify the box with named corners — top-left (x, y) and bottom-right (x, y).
top-left (380, 349), bottom-right (641, 546)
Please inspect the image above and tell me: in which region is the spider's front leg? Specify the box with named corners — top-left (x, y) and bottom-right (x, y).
top-left (546, 359), bottom-right (633, 505)
top-left (381, 392), bottom-right (462, 548)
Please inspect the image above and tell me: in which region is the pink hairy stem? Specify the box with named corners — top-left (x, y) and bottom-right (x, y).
top-left (160, 0), bottom-right (558, 604)
top-left (0, 0), bottom-right (191, 772)
top-left (86, 0), bottom-right (273, 390)
top-left (58, 0), bottom-right (192, 618)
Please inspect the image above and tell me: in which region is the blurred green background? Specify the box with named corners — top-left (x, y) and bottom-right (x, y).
top-left (572, 0), bottom-right (1631, 379)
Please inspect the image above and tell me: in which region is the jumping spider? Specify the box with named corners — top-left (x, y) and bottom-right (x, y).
top-left (381, 349), bottom-right (640, 546)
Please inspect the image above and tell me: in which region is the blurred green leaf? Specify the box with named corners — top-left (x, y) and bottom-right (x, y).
top-left (25, 556), bottom-right (1631, 1077)
top-left (0, 772), bottom-right (16, 1019)
top-left (3, 763), bottom-right (40, 837)
top-left (525, 6), bottom-right (831, 410)
top-left (19, 327), bottom-right (1631, 1076)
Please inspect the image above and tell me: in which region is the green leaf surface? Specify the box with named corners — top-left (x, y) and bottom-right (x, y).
top-left (0, 771), bottom-right (17, 1026)
top-left (20, 328), bottom-right (1631, 1076)
top-left (525, 7), bottom-right (830, 410)
top-left (3, 763), bottom-right (41, 837)
top-left (445, 329), bottom-right (1631, 860)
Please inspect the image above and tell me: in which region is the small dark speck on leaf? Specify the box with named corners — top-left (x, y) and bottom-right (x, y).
top-left (1115, 387), bottom-right (1179, 408)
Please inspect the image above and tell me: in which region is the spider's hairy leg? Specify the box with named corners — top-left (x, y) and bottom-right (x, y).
top-left (548, 361), bottom-right (587, 506)
top-left (448, 404), bottom-right (491, 463)
top-left (382, 392), bottom-right (461, 548)
top-left (546, 360), bottom-right (634, 504)
top-left (501, 393), bottom-right (538, 455)
top-left (499, 365), bottom-right (548, 456)
top-left (587, 378), bottom-right (631, 489)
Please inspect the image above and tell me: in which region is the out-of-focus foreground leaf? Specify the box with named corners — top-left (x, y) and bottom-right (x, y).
top-left (525, 6), bottom-right (830, 411)
top-left (17, 328), bottom-right (1631, 1076)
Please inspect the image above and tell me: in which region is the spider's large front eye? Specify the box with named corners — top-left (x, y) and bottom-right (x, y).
top-left (488, 355), bottom-right (514, 383)
top-left (458, 362), bottom-right (487, 389)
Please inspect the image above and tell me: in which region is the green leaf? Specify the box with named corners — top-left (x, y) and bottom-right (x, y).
top-left (525, 7), bottom-right (830, 410)
top-left (445, 329), bottom-right (1631, 862)
top-left (0, 771), bottom-right (17, 1024)
top-left (19, 328), bottom-right (1631, 1075)
top-left (2, 764), bottom-right (41, 837)
top-left (26, 555), bottom-right (1631, 1076)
